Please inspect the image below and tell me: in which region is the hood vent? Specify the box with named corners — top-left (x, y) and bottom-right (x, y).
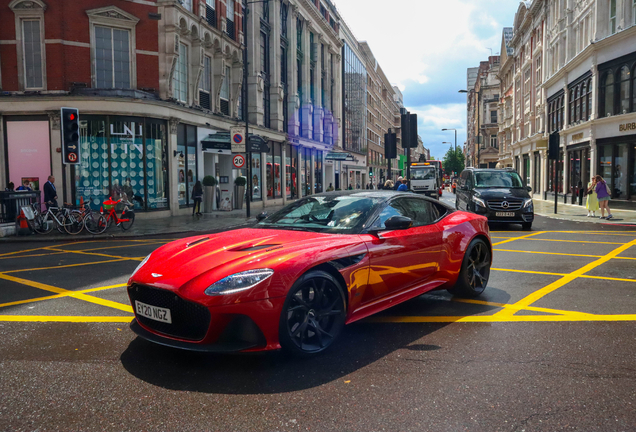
top-left (231, 244), bottom-right (280, 252)
top-left (186, 237), bottom-right (210, 248)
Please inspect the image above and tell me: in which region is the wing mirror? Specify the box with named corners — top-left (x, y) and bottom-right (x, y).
top-left (526, 186), bottom-right (532, 192)
top-left (385, 215), bottom-right (413, 230)
top-left (256, 212), bottom-right (268, 222)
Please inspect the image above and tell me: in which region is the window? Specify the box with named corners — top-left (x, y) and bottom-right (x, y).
top-left (536, 57), bottom-right (542, 84)
top-left (620, 66), bottom-right (630, 114)
top-left (95, 26), bottom-right (131, 89)
top-left (490, 135), bottom-right (498, 147)
top-left (181, 0), bottom-right (192, 12)
top-left (177, 123), bottom-right (197, 207)
top-left (205, 0), bottom-right (216, 28)
top-left (220, 65), bottom-right (230, 115)
top-left (173, 43), bottom-right (188, 102)
top-left (580, 82), bottom-right (587, 121)
top-left (226, 0), bottom-right (235, 40)
top-left (610, 0), bottom-right (617, 34)
top-left (261, 30), bottom-right (270, 128)
top-left (490, 110), bottom-right (497, 124)
top-left (603, 71), bottom-right (615, 116)
top-left (199, 56), bottom-right (211, 110)
top-left (22, 20), bottom-right (43, 89)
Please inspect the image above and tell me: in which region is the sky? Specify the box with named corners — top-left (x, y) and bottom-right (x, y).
top-left (334, 0), bottom-right (521, 160)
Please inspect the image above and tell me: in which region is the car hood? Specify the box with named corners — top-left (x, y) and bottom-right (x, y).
top-left (130, 228), bottom-right (361, 294)
top-left (474, 188), bottom-right (531, 200)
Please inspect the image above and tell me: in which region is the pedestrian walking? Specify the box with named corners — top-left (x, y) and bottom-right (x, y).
top-left (397, 178), bottom-right (408, 191)
top-left (384, 179), bottom-right (394, 189)
top-left (394, 176), bottom-right (403, 190)
top-left (191, 180), bottom-right (203, 216)
top-left (43, 176), bottom-right (58, 209)
top-left (586, 176), bottom-right (599, 217)
top-left (594, 175), bottom-right (613, 219)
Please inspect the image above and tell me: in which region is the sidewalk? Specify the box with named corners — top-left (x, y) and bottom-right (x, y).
top-left (533, 197), bottom-right (636, 225)
top-left (0, 204), bottom-right (287, 242)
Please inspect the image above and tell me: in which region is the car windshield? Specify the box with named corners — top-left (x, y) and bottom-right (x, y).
top-left (259, 195), bottom-right (382, 233)
top-left (411, 167), bottom-right (436, 180)
top-left (474, 171), bottom-right (524, 188)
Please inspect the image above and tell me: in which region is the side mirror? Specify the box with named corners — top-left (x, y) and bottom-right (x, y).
top-left (385, 215), bottom-right (413, 231)
top-left (256, 212), bottom-right (268, 222)
top-left (526, 186), bottom-right (532, 192)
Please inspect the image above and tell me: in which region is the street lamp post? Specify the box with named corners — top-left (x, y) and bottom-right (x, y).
top-left (441, 128), bottom-right (457, 152)
top-left (459, 89), bottom-right (480, 167)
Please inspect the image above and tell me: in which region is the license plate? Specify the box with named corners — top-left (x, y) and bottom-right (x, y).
top-left (135, 300), bottom-right (172, 324)
top-left (495, 212), bottom-right (516, 217)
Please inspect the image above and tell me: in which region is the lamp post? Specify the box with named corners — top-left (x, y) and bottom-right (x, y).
top-left (459, 89), bottom-right (480, 167)
top-left (441, 128), bottom-right (457, 152)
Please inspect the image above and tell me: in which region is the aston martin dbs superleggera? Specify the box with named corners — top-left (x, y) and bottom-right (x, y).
top-left (128, 191), bottom-right (491, 356)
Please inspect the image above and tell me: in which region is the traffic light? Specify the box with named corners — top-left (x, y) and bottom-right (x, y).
top-left (384, 132), bottom-right (397, 159)
top-left (61, 107), bottom-right (80, 164)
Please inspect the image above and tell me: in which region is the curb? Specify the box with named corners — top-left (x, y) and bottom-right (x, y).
top-left (534, 212), bottom-right (636, 226)
top-left (0, 220), bottom-right (256, 243)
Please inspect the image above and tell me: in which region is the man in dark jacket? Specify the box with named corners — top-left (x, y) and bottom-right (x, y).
top-left (43, 176), bottom-right (58, 209)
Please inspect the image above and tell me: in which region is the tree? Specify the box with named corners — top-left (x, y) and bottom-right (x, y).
top-left (442, 147), bottom-right (465, 177)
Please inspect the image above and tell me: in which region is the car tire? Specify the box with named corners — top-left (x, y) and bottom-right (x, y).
top-left (522, 222), bottom-right (532, 231)
top-left (448, 238), bottom-right (491, 298)
top-left (279, 269), bottom-right (347, 357)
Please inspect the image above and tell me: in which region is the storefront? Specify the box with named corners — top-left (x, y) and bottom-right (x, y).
top-left (75, 115), bottom-right (169, 211)
top-left (596, 134), bottom-right (636, 201)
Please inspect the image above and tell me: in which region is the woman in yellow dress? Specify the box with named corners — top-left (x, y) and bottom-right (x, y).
top-left (586, 176), bottom-right (599, 217)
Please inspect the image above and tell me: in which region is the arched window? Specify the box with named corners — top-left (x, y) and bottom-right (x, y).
top-left (620, 66), bottom-right (630, 114)
top-left (603, 71), bottom-right (615, 117)
top-left (580, 82), bottom-right (587, 121)
top-left (575, 86), bottom-right (581, 122)
top-left (586, 79), bottom-right (592, 120)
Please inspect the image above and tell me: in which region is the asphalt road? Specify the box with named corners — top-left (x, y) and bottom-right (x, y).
top-left (1, 202), bottom-right (636, 432)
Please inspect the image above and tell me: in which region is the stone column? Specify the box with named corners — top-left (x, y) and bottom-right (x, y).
top-left (269, 0), bottom-right (284, 132)
top-left (288, 7), bottom-right (300, 137)
top-left (246, 3), bottom-right (259, 125)
top-left (169, 118), bottom-right (181, 214)
top-left (323, 45), bottom-right (333, 146)
top-left (301, 22), bottom-right (313, 139)
top-left (313, 36), bottom-right (324, 143)
top-left (331, 49), bottom-right (342, 148)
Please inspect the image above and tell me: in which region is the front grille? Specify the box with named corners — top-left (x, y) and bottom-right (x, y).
top-left (487, 198), bottom-right (523, 211)
top-left (128, 284), bottom-right (211, 341)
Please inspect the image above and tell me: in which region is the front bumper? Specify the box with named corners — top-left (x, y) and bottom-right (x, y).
top-left (472, 204), bottom-right (534, 224)
top-left (128, 284), bottom-right (286, 352)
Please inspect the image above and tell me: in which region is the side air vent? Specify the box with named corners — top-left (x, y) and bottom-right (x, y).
top-left (186, 237), bottom-right (210, 248)
top-left (328, 254), bottom-right (366, 270)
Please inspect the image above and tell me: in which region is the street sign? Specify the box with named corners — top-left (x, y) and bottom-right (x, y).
top-left (233, 154), bottom-right (245, 168)
top-left (231, 127), bottom-right (245, 153)
top-left (247, 135), bottom-right (270, 153)
top-left (61, 107), bottom-right (80, 164)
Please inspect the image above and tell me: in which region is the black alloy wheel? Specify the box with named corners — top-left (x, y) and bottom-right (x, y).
top-left (279, 270), bottom-right (346, 356)
top-left (448, 238), bottom-right (491, 298)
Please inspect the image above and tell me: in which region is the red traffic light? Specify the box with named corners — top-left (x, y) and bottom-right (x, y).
top-left (69, 113), bottom-right (75, 120)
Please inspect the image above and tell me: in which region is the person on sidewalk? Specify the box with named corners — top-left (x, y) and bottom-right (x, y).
top-left (586, 176), bottom-right (599, 217)
top-left (594, 175), bottom-right (613, 220)
top-left (191, 180), bottom-right (203, 216)
top-left (397, 178), bottom-right (408, 191)
top-left (43, 176), bottom-right (58, 210)
top-left (384, 179), bottom-right (394, 190)
top-left (394, 176), bottom-right (403, 190)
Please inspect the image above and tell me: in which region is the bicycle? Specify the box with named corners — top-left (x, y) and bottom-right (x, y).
top-left (30, 203), bottom-right (74, 235)
top-left (63, 204), bottom-right (102, 235)
top-left (88, 197), bottom-right (135, 234)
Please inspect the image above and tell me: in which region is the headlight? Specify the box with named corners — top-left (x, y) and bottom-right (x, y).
top-left (523, 199), bottom-right (534, 211)
top-left (205, 269), bottom-right (274, 296)
top-left (472, 196), bottom-right (486, 207)
top-left (132, 253), bottom-right (151, 277)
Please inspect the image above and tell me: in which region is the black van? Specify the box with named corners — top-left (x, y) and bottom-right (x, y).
top-left (455, 168), bottom-right (534, 230)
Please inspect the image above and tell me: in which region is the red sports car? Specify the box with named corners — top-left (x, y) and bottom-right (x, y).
top-left (128, 191), bottom-right (491, 356)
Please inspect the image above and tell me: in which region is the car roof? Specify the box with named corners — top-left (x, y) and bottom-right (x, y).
top-left (464, 168), bottom-right (517, 172)
top-left (312, 190), bottom-right (456, 212)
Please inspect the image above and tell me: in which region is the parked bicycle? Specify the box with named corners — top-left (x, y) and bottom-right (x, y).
top-left (87, 196), bottom-right (135, 234)
top-left (30, 203), bottom-right (74, 235)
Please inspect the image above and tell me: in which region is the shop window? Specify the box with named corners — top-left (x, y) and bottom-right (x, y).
top-left (598, 145), bottom-right (613, 193)
top-left (173, 43), bottom-right (188, 102)
top-left (95, 26), bottom-right (131, 89)
top-left (620, 66), bottom-right (631, 114)
top-left (314, 150), bottom-right (323, 193)
top-left (286, 144), bottom-right (297, 199)
top-left (266, 142), bottom-right (281, 199)
top-left (75, 116), bottom-right (168, 211)
top-left (533, 152), bottom-right (541, 192)
top-left (251, 153), bottom-right (262, 201)
top-left (177, 124), bottom-right (197, 207)
top-left (22, 20), bottom-right (44, 89)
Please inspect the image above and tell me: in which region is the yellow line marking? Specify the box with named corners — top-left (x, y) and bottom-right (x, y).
top-left (44, 247), bottom-right (144, 262)
top-left (4, 258), bottom-right (127, 274)
top-left (0, 315), bottom-right (133, 322)
top-left (613, 256), bottom-right (636, 261)
top-left (492, 231), bottom-right (546, 247)
top-left (0, 251), bottom-right (69, 260)
top-left (450, 297), bottom-right (595, 317)
top-left (491, 267), bottom-right (566, 277)
top-left (0, 273), bottom-right (133, 313)
top-left (493, 249), bottom-right (603, 258)
top-left (520, 238), bottom-right (626, 245)
top-left (494, 238), bottom-right (636, 317)
top-left (369, 314), bottom-right (636, 323)
top-left (0, 283), bottom-right (128, 309)
top-left (0, 246), bottom-right (49, 258)
top-left (579, 274), bottom-right (636, 283)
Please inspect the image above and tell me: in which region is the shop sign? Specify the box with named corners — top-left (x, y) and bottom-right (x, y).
top-left (619, 122), bottom-right (636, 132)
top-left (571, 132), bottom-right (584, 142)
top-left (325, 152), bottom-right (354, 161)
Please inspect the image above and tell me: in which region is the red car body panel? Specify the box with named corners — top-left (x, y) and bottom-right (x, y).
top-left (128, 209), bottom-right (490, 352)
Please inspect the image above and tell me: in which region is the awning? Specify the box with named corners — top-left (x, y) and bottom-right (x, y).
top-left (201, 132), bottom-right (231, 152)
top-left (325, 152), bottom-right (354, 161)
